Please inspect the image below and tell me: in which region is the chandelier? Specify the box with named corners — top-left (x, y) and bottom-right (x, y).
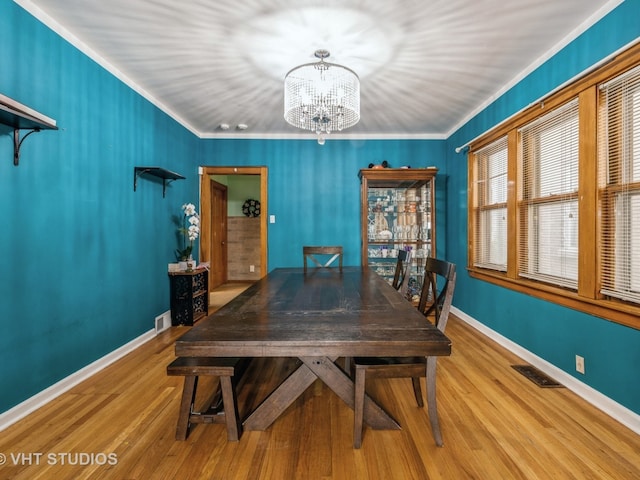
top-left (284, 50), bottom-right (360, 145)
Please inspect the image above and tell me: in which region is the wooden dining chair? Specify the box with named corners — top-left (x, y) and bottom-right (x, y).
top-left (352, 257), bottom-right (456, 448)
top-left (303, 246), bottom-right (343, 273)
top-left (391, 249), bottom-right (412, 298)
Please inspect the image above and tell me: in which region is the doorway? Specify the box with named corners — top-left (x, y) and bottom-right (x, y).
top-left (199, 166), bottom-right (268, 292)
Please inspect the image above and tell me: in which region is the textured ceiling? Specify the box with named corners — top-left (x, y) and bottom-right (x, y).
top-left (18, 0), bottom-right (619, 139)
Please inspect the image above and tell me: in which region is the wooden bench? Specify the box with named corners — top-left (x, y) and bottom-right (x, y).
top-left (166, 357), bottom-right (249, 441)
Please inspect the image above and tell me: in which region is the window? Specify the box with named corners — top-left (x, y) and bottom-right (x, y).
top-left (599, 65), bottom-right (640, 304)
top-left (467, 42), bottom-right (640, 330)
top-left (472, 137), bottom-right (508, 271)
top-left (519, 99), bottom-right (579, 288)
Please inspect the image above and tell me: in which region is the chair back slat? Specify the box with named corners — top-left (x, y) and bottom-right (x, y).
top-left (303, 246), bottom-right (343, 273)
top-left (392, 249), bottom-right (412, 296)
top-left (417, 257), bottom-right (456, 333)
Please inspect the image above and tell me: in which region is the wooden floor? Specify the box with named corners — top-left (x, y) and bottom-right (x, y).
top-left (208, 281), bottom-right (253, 311)
top-left (1, 285), bottom-right (639, 479)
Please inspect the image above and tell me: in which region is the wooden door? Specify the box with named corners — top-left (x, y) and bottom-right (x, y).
top-left (210, 180), bottom-right (228, 289)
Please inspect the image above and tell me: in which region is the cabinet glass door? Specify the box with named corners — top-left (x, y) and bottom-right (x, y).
top-left (360, 169), bottom-right (437, 301)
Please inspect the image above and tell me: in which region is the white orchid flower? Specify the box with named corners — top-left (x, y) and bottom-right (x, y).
top-left (177, 203), bottom-right (200, 260)
top-left (183, 203), bottom-right (197, 216)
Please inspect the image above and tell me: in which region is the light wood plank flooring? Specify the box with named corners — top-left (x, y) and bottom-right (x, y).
top-left (1, 285), bottom-right (638, 479)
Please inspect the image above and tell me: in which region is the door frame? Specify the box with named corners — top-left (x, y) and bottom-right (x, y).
top-left (199, 166), bottom-right (268, 280)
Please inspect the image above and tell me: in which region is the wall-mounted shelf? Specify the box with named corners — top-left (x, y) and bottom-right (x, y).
top-left (0, 93), bottom-right (58, 166)
top-left (134, 167), bottom-right (185, 197)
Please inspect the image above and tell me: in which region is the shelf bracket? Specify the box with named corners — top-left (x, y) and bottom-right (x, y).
top-left (162, 179), bottom-right (175, 197)
top-left (1, 93), bottom-right (58, 166)
top-left (13, 128), bottom-right (41, 166)
top-left (134, 167), bottom-right (150, 192)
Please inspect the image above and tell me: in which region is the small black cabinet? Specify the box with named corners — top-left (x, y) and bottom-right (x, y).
top-left (168, 269), bottom-right (209, 326)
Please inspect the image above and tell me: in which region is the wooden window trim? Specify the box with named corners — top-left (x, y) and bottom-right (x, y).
top-left (467, 42), bottom-right (640, 332)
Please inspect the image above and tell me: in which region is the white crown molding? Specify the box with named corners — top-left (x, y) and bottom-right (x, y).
top-left (14, 0), bottom-right (445, 141)
top-left (15, 0), bottom-right (625, 143)
top-left (198, 132), bottom-right (447, 141)
top-left (450, 36), bottom-right (640, 154)
top-left (13, 0), bottom-right (202, 137)
top-left (446, 0), bottom-right (625, 139)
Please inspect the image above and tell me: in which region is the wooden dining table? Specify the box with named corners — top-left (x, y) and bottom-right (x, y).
top-left (174, 267), bottom-right (452, 444)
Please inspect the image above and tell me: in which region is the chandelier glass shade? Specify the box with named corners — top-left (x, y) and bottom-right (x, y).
top-left (284, 50), bottom-right (360, 144)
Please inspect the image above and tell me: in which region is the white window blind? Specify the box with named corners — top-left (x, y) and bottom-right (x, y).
top-left (519, 99), bottom-right (579, 288)
top-left (599, 64), bottom-right (640, 304)
top-left (472, 137), bottom-right (508, 270)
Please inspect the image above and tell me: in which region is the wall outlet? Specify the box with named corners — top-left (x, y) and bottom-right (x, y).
top-left (249, 265), bottom-right (255, 273)
top-left (575, 355), bottom-right (585, 374)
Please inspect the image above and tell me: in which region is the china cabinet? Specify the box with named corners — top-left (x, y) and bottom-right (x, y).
top-left (359, 168), bottom-right (437, 300)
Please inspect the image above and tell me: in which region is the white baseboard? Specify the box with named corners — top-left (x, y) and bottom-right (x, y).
top-left (0, 329), bottom-right (156, 432)
top-left (3, 309), bottom-right (637, 437)
top-left (451, 307), bottom-right (640, 436)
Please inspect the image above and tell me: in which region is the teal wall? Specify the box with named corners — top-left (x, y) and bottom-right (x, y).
top-left (445, 0), bottom-right (640, 414)
top-left (1, 0), bottom-right (638, 419)
top-left (199, 139), bottom-right (447, 269)
top-left (0, 2), bottom-right (201, 412)
top-left (0, 2), bottom-right (447, 414)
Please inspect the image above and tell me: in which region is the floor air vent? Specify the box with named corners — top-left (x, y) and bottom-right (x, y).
top-left (511, 365), bottom-right (563, 388)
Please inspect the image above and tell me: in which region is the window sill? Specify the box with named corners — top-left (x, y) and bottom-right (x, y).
top-left (467, 267), bottom-right (640, 331)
